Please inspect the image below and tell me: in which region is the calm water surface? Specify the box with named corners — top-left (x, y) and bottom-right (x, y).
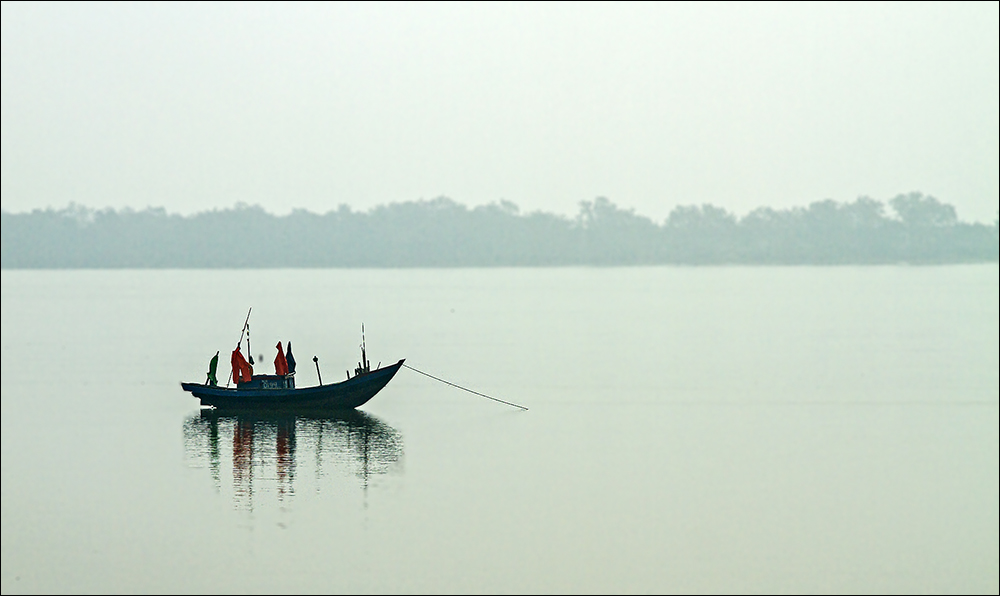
top-left (2, 266), bottom-right (997, 594)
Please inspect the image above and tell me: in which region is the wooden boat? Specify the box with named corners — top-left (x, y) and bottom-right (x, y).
top-left (181, 309), bottom-right (403, 411)
top-left (181, 359), bottom-right (404, 411)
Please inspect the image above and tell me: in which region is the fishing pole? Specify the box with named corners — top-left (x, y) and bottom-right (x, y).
top-left (402, 364), bottom-right (528, 411)
top-left (226, 307), bottom-right (252, 387)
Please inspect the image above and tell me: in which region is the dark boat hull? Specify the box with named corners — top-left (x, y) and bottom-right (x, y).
top-left (181, 359), bottom-right (405, 411)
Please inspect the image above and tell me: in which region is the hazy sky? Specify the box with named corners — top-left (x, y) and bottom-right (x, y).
top-left (2, 1), bottom-right (998, 223)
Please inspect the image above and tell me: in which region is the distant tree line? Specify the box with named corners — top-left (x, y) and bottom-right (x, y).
top-left (1, 193), bottom-right (997, 268)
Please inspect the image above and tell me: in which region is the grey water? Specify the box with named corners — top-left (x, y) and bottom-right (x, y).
top-left (1, 265), bottom-right (997, 594)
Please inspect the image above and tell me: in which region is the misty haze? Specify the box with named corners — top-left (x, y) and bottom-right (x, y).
top-left (2, 2), bottom-right (997, 595)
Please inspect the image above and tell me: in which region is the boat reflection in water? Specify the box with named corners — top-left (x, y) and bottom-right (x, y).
top-left (183, 407), bottom-right (403, 510)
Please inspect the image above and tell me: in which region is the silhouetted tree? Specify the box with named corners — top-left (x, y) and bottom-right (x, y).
top-left (2, 194), bottom-right (996, 268)
top-left (890, 192), bottom-right (957, 227)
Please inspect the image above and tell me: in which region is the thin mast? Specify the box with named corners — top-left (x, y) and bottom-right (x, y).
top-left (226, 307), bottom-right (252, 387)
top-left (361, 323), bottom-right (368, 372)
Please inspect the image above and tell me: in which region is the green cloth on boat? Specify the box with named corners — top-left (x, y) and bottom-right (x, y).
top-left (206, 351), bottom-right (219, 386)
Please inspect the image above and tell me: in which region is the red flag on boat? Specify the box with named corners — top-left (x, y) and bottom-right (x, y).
top-left (274, 341), bottom-right (288, 376)
top-left (231, 346), bottom-right (253, 384)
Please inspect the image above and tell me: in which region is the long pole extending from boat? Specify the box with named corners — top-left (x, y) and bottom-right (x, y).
top-left (361, 323), bottom-right (369, 372)
top-left (226, 307), bottom-right (253, 387)
top-left (313, 355), bottom-right (323, 385)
